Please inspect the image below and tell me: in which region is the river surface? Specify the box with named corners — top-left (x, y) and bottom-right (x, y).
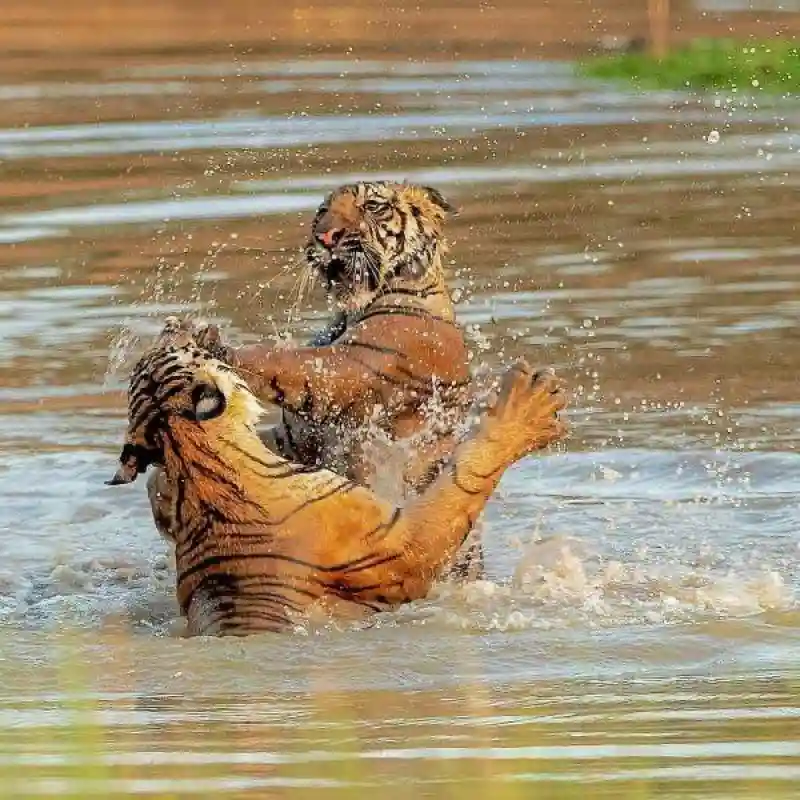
top-left (0, 33), bottom-right (799, 800)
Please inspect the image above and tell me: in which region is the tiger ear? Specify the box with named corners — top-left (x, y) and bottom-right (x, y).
top-left (191, 382), bottom-right (227, 421)
top-left (422, 186), bottom-right (455, 214)
top-left (157, 316), bottom-right (195, 348)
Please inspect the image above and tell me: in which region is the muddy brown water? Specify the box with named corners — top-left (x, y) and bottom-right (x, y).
top-left (0, 5), bottom-right (799, 796)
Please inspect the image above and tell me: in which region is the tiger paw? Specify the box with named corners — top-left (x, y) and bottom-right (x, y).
top-left (491, 361), bottom-right (567, 453)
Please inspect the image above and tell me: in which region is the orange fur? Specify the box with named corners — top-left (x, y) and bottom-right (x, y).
top-left (108, 319), bottom-right (567, 637)
top-left (195, 182), bottom-right (484, 577)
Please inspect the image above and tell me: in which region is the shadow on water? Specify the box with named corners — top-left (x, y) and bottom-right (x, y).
top-left (0, 0), bottom-right (798, 795)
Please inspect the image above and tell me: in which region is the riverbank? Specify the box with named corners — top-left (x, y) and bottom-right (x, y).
top-left (581, 37), bottom-right (800, 95)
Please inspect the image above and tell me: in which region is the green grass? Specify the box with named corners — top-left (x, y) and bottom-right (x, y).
top-left (580, 38), bottom-right (800, 96)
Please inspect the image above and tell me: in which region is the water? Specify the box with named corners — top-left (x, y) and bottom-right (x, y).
top-left (0, 7), bottom-right (799, 796)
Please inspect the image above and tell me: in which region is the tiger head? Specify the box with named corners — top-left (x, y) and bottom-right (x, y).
top-left (304, 180), bottom-right (454, 311)
top-left (106, 318), bottom-right (263, 485)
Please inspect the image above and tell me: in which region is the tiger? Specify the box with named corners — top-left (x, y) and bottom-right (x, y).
top-left (107, 318), bottom-right (567, 637)
top-left (169, 180), bottom-right (486, 577)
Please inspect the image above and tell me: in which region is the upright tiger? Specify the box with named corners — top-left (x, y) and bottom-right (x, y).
top-left (108, 318), bottom-right (567, 637)
top-left (163, 181), bottom-right (485, 577)
top-left (216, 180), bottom-right (469, 489)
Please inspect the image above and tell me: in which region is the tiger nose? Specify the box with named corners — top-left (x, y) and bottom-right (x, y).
top-left (315, 225), bottom-right (345, 248)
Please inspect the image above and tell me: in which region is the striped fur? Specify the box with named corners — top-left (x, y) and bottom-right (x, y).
top-left (197, 183), bottom-right (484, 578)
top-left (108, 318), bottom-right (568, 637)
top-left (304, 180), bottom-right (454, 316)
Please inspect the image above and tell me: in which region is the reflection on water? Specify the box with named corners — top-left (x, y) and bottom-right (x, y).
top-left (0, 1), bottom-right (799, 794)
top-left (1, 662), bottom-right (799, 796)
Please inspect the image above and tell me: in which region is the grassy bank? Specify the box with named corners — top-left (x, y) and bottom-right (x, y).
top-left (581, 38), bottom-right (800, 95)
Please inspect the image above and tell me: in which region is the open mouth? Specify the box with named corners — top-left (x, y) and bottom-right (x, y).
top-left (322, 256), bottom-right (348, 284)
top-left (105, 443), bottom-right (158, 486)
top-left (307, 244), bottom-right (346, 282)
top-left (308, 244), bottom-right (381, 297)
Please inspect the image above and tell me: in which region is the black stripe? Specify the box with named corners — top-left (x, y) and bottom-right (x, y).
top-left (298, 379), bottom-right (314, 415)
top-left (219, 436), bottom-right (321, 477)
top-left (174, 476), bottom-right (186, 528)
top-left (380, 286), bottom-right (444, 299)
top-left (282, 410), bottom-right (300, 459)
top-left (334, 551), bottom-right (403, 574)
top-left (128, 390), bottom-right (157, 429)
top-left (346, 354), bottom-right (426, 389)
top-left (312, 579), bottom-right (386, 611)
top-left (450, 462), bottom-right (486, 496)
top-left (365, 507), bottom-right (401, 541)
top-left (129, 381), bottom-right (182, 431)
top-left (139, 410), bottom-right (167, 451)
top-left (180, 517), bottom-right (211, 552)
top-left (164, 430), bottom-right (263, 514)
top-left (461, 463), bottom-right (503, 481)
top-left (216, 610), bottom-right (292, 631)
top-left (318, 579), bottom-right (399, 596)
top-left (309, 313), bottom-right (348, 346)
top-left (268, 478), bottom-right (355, 524)
top-left (178, 545), bottom-right (402, 588)
top-left (357, 306), bottom-right (452, 325)
top-left (395, 208), bottom-right (407, 252)
top-left (235, 577), bottom-right (320, 601)
top-left (346, 354), bottom-right (470, 394)
top-left (241, 591), bottom-right (306, 613)
top-left (128, 390), bottom-right (152, 423)
top-left (344, 341), bottom-right (406, 357)
top-left (412, 457), bottom-right (449, 492)
top-left (269, 376), bottom-right (285, 405)
top-left (153, 360), bottom-right (189, 385)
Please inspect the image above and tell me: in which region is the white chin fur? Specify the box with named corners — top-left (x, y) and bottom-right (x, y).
top-left (204, 363), bottom-right (265, 428)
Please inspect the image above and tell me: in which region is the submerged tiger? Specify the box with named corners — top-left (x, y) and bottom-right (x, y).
top-left (108, 318), bottom-right (567, 637)
top-left (159, 180), bottom-right (484, 577)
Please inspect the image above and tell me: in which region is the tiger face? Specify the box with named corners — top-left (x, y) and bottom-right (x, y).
top-left (107, 319), bottom-right (262, 485)
top-left (304, 181), bottom-right (453, 311)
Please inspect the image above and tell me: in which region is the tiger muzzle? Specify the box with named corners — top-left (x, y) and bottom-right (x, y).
top-left (106, 444), bottom-right (157, 486)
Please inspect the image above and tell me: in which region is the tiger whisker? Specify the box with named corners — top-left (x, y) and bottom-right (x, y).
top-left (361, 244), bottom-right (384, 286)
top-left (283, 251), bottom-right (318, 317)
top-left (287, 267), bottom-right (308, 307)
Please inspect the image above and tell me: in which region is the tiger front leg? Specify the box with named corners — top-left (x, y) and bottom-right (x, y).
top-left (324, 363), bottom-right (566, 605)
top-left (390, 362), bottom-right (566, 596)
top-left (187, 322), bottom-right (347, 417)
top-left (230, 344), bottom-right (396, 420)
top-left (189, 317), bottom-right (436, 422)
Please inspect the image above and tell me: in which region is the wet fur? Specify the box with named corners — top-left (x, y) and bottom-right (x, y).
top-left (109, 320), bottom-right (567, 637)
top-left (201, 182), bottom-right (482, 577)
